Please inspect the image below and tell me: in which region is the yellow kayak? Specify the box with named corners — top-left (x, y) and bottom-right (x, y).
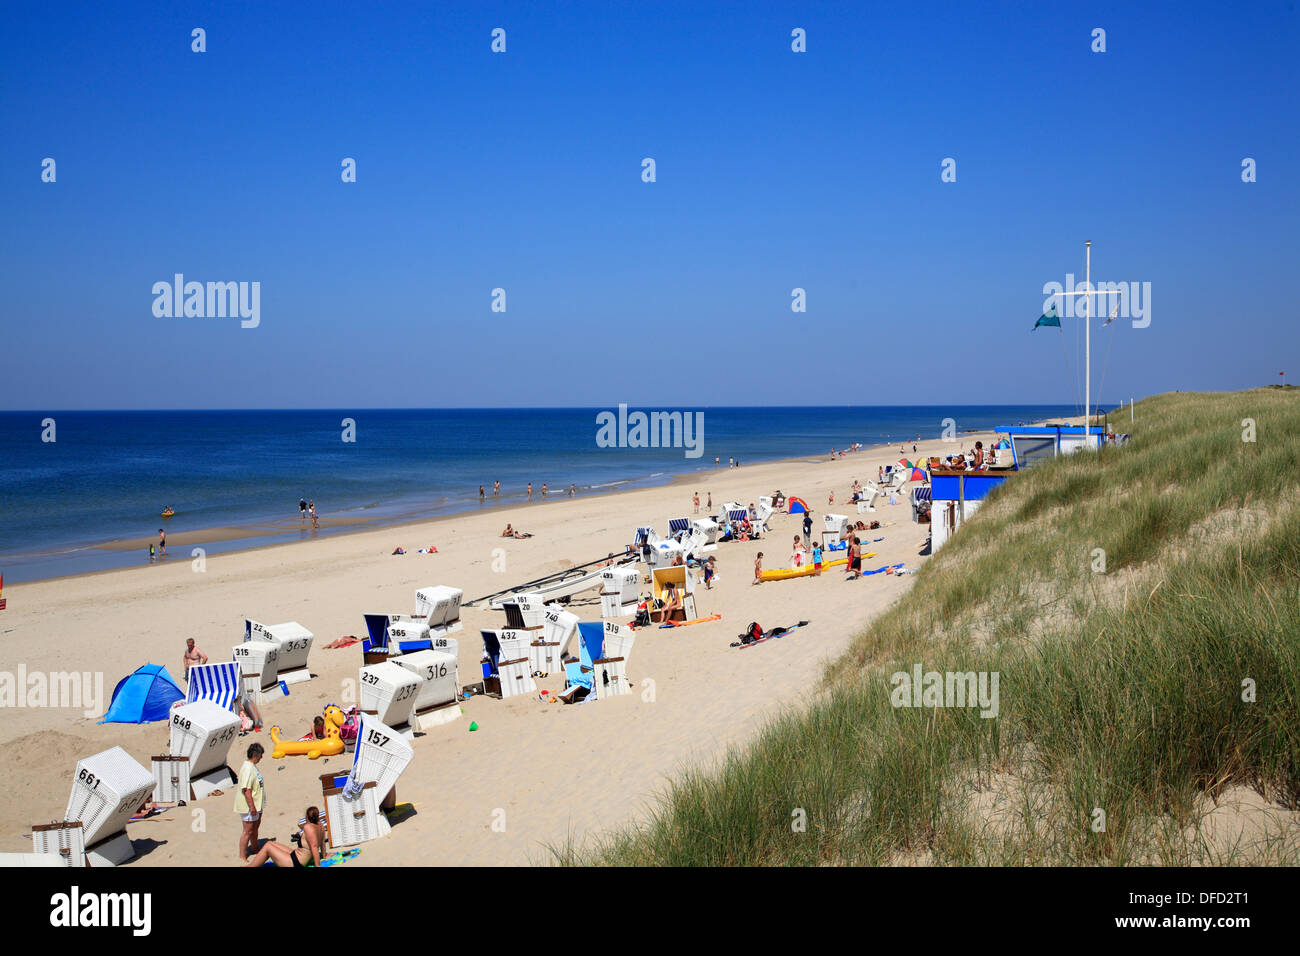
top-left (759, 554), bottom-right (876, 581)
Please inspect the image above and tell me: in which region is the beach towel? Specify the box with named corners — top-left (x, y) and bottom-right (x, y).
top-left (730, 620), bottom-right (810, 649)
top-left (861, 563), bottom-right (906, 576)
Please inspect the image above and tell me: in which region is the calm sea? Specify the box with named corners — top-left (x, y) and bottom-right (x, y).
top-left (0, 405), bottom-right (1086, 582)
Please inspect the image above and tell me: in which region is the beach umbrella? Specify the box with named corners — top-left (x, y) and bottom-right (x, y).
top-left (995, 438), bottom-right (1011, 449)
top-left (99, 663), bottom-right (185, 723)
top-left (909, 467), bottom-right (928, 482)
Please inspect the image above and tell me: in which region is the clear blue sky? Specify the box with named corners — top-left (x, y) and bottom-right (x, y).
top-left (2, 1), bottom-right (1296, 409)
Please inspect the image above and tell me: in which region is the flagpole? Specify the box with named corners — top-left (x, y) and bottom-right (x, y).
top-left (1085, 240), bottom-right (1091, 443)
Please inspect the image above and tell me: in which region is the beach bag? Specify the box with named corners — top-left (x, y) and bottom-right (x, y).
top-left (339, 706), bottom-right (360, 744)
top-left (741, 621), bottom-right (763, 645)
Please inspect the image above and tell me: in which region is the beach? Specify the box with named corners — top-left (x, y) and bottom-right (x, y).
top-left (1, 431), bottom-right (1000, 865)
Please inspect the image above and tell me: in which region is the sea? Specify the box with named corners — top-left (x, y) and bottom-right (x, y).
top-left (0, 405), bottom-right (1087, 583)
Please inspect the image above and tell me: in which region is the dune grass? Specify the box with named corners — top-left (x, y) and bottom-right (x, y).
top-left (572, 388), bottom-right (1300, 865)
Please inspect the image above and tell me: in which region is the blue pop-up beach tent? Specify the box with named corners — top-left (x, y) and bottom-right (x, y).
top-left (99, 663), bottom-right (185, 723)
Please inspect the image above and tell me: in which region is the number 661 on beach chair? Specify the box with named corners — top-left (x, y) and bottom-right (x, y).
top-left (61, 746), bottom-right (155, 867)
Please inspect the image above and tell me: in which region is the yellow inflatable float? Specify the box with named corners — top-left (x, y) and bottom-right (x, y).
top-left (271, 704), bottom-right (346, 759)
top-left (759, 553), bottom-right (876, 581)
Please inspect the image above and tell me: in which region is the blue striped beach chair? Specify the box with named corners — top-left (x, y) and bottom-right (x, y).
top-left (184, 661), bottom-right (240, 711)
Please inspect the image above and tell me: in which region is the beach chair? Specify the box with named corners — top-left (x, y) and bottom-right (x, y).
top-left (62, 746), bottom-right (155, 867)
top-left (600, 566), bottom-right (640, 618)
top-left (358, 661), bottom-right (421, 736)
top-left (752, 502), bottom-right (775, 534)
top-left (479, 630), bottom-right (537, 699)
top-left (361, 613), bottom-right (397, 664)
top-left (821, 513), bottom-right (849, 548)
top-left (537, 605), bottom-right (579, 673)
top-left (596, 620), bottom-right (636, 696)
top-left (391, 649), bottom-right (460, 730)
top-left (651, 566), bottom-right (697, 623)
top-left (667, 517), bottom-right (692, 541)
top-left (30, 821), bottom-right (86, 868)
top-left (245, 619), bottom-right (314, 686)
top-left (557, 659), bottom-right (594, 703)
top-left (184, 660), bottom-right (240, 710)
top-left (160, 698), bottom-right (240, 799)
top-left (413, 585), bottom-right (464, 637)
top-left (632, 526), bottom-right (658, 559)
top-left (233, 638), bottom-right (282, 703)
top-left (645, 538), bottom-right (685, 571)
top-left (690, 518), bottom-right (719, 552)
top-left (318, 713), bottom-right (416, 848)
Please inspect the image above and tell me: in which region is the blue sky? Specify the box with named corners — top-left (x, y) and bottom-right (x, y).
top-left (1, 1), bottom-right (1296, 409)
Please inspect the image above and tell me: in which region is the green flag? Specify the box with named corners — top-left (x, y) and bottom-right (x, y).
top-left (1034, 304), bottom-right (1061, 330)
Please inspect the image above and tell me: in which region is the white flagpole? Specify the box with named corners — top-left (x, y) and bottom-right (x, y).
top-left (1085, 240), bottom-right (1091, 442)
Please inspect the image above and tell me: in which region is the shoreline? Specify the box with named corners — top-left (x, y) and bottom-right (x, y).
top-left (1, 440), bottom-right (927, 588)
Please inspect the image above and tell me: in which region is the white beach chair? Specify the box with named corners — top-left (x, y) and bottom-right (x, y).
top-left (600, 566), bottom-right (640, 616)
top-left (413, 585), bottom-right (464, 637)
top-left (30, 821), bottom-right (86, 868)
top-left (358, 661), bottom-right (421, 736)
top-left (690, 518), bottom-right (719, 551)
top-left (821, 513), bottom-right (849, 547)
top-left (479, 630), bottom-right (537, 699)
top-left (318, 713), bottom-right (415, 850)
top-left (233, 639), bottom-right (283, 703)
top-left (752, 502), bottom-right (775, 534)
top-left (245, 619), bottom-right (314, 685)
top-left (160, 698), bottom-right (240, 799)
top-left (645, 539), bottom-right (685, 571)
top-left (63, 746), bottom-right (155, 867)
top-left (595, 621), bottom-right (636, 697)
top-left (391, 649), bottom-right (460, 730)
top-left (540, 604), bottom-right (580, 672)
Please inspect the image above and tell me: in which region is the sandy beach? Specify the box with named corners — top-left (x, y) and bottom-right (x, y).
top-left (1, 431), bottom-right (1001, 866)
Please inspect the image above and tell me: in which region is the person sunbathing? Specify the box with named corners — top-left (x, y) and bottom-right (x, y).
top-left (501, 524), bottom-right (534, 538)
top-left (655, 583), bottom-right (683, 623)
top-left (243, 806), bottom-right (325, 868)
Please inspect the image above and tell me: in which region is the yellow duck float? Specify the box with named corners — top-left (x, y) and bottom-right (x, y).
top-left (270, 704), bottom-right (346, 759)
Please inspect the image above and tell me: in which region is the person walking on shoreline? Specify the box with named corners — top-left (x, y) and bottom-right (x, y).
top-left (493, 480), bottom-right (500, 496)
top-left (299, 497), bottom-right (307, 521)
top-left (527, 483), bottom-right (533, 501)
top-left (309, 500), bottom-right (318, 530)
top-left (479, 485), bottom-right (485, 501)
top-left (158, 528), bottom-right (166, 557)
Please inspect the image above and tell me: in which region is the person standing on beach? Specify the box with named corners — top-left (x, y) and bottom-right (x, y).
top-left (569, 483), bottom-right (575, 497)
top-left (803, 510), bottom-right (813, 547)
top-left (183, 637), bottom-right (207, 676)
top-left (158, 528), bottom-right (166, 557)
top-left (235, 743), bottom-right (266, 863)
top-left (753, 552), bottom-right (764, 584)
top-left (309, 500), bottom-right (319, 530)
top-left (542, 483), bottom-right (547, 498)
top-left (299, 497), bottom-right (307, 521)
top-left (693, 492), bottom-right (700, 514)
top-left (527, 483), bottom-right (533, 501)
top-left (493, 480), bottom-right (500, 496)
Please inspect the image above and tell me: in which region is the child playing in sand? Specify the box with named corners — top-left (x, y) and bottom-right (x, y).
top-left (753, 552), bottom-right (764, 584)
